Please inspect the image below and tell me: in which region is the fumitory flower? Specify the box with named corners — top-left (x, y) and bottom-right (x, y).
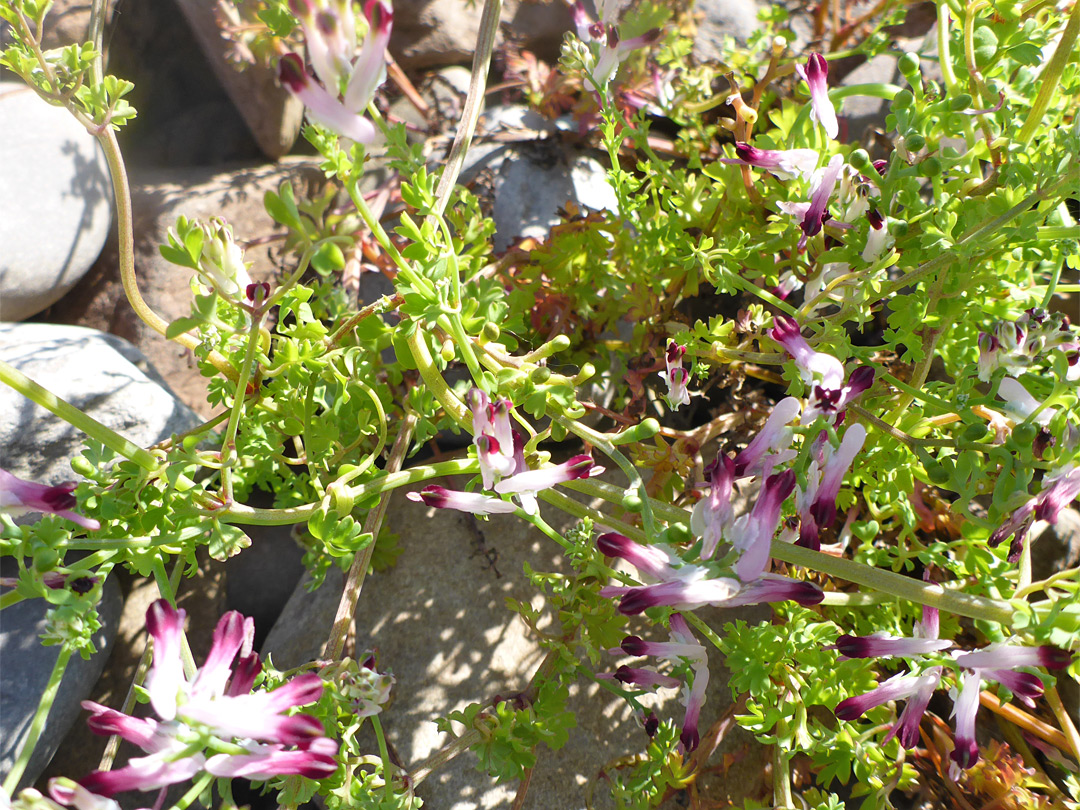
top-left (796, 423), bottom-right (867, 551)
top-left (193, 218), bottom-right (253, 300)
top-left (834, 604), bottom-right (1072, 767)
top-left (596, 532), bottom-right (822, 615)
top-left (49, 599), bottom-right (337, 807)
top-left (729, 142), bottom-right (819, 182)
top-left (279, 0), bottom-right (392, 143)
top-left (729, 469), bottom-right (796, 582)
top-left (690, 452), bottom-right (735, 559)
top-left (569, 0), bottom-right (661, 90)
top-left (978, 308), bottom-right (1079, 382)
top-left (769, 316), bottom-right (874, 424)
top-left (610, 614), bottom-right (710, 752)
top-left (989, 463), bottom-right (1080, 562)
top-left (778, 154), bottom-right (844, 248)
top-left (731, 396), bottom-right (801, 477)
top-left (795, 53), bottom-right (839, 139)
top-left (658, 340), bottom-right (691, 410)
top-left (0, 468), bottom-right (99, 531)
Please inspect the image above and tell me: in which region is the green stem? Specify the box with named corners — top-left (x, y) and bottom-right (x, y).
top-left (0, 591), bottom-right (25, 610)
top-left (538, 488), bottom-right (648, 544)
top-left (0, 359), bottom-right (159, 471)
top-left (773, 746), bottom-right (793, 809)
top-left (220, 310), bottom-right (266, 504)
top-left (346, 179), bottom-right (437, 301)
top-left (432, 0), bottom-right (501, 214)
top-left (223, 458), bottom-right (479, 525)
top-left (827, 82), bottom-right (902, 101)
top-left (173, 772), bottom-right (214, 810)
top-left (554, 416), bottom-right (656, 538)
top-left (372, 715), bottom-right (395, 801)
top-left (936, 1), bottom-right (960, 95)
top-left (1017, 0), bottom-right (1080, 144)
top-left (2, 646), bottom-right (72, 793)
top-left (406, 327), bottom-right (470, 424)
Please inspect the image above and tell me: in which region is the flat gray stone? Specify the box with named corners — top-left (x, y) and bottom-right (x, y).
top-left (0, 562), bottom-right (123, 790)
top-left (491, 141), bottom-right (619, 252)
top-left (0, 84), bottom-right (113, 322)
top-left (0, 323), bottom-right (202, 482)
top-left (693, 0), bottom-right (766, 62)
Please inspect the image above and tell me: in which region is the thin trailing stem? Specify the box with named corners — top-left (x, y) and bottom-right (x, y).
top-left (324, 412), bottom-right (416, 661)
top-left (2, 645), bottom-right (72, 794)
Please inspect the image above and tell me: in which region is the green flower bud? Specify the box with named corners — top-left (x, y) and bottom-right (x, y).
top-left (889, 219), bottom-right (909, 237)
top-left (905, 133), bottom-right (926, 152)
top-left (439, 339), bottom-right (456, 363)
top-left (898, 52), bottom-right (921, 78)
top-left (921, 156), bottom-right (942, 177)
top-left (622, 493), bottom-right (644, 513)
top-left (530, 366), bottom-right (552, 384)
top-left (848, 148), bottom-right (871, 171)
top-left (482, 322), bottom-right (501, 342)
top-left (949, 93), bottom-right (972, 111)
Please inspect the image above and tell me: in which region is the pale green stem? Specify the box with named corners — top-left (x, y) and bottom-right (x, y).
top-left (554, 416), bottom-right (657, 538)
top-left (220, 310), bottom-right (266, 504)
top-left (406, 328), bottom-right (470, 424)
top-left (538, 488), bottom-right (649, 544)
top-left (324, 413), bottom-right (415, 662)
top-left (936, 2), bottom-right (960, 95)
top-left (2, 646), bottom-right (72, 794)
top-left (372, 715), bottom-right (395, 801)
top-left (827, 82), bottom-right (902, 100)
top-left (1017, 0), bottom-right (1080, 144)
top-left (0, 359), bottom-right (159, 471)
top-left (773, 746), bottom-right (794, 809)
top-left (432, 0), bottom-right (502, 214)
top-left (223, 458), bottom-right (479, 525)
top-left (173, 772), bottom-right (215, 810)
top-left (346, 179), bottom-right (437, 301)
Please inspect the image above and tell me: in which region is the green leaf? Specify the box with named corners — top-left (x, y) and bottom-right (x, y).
top-left (208, 522), bottom-right (251, 562)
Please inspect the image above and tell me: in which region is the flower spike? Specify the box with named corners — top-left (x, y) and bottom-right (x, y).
top-left (796, 53), bottom-right (839, 139)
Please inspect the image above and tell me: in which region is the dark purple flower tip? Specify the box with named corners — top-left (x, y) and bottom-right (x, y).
top-left (797, 519), bottom-right (820, 550)
top-left (809, 500), bottom-right (837, 531)
top-left (597, 532), bottom-right (633, 558)
top-left (618, 589), bottom-right (654, 615)
top-left (805, 52), bottom-right (828, 83)
top-left (641, 27), bottom-right (662, 44)
top-left (867, 209), bottom-right (885, 230)
top-left (39, 482), bottom-right (78, 511)
top-left (564, 454), bottom-right (600, 479)
top-left (588, 21), bottom-right (605, 39)
top-left (703, 452), bottom-right (735, 486)
top-left (950, 741), bottom-right (980, 770)
top-left (835, 634), bottom-right (876, 658)
top-left (1003, 671), bottom-right (1045, 700)
top-left (276, 713), bottom-right (327, 744)
top-left (70, 576), bottom-right (97, 594)
top-left (789, 581), bottom-right (826, 606)
top-left (766, 468), bottom-right (797, 503)
top-left (770, 314), bottom-right (802, 344)
top-left (278, 53), bottom-right (309, 92)
top-left (734, 142), bottom-right (757, 162)
top-left (1036, 645), bottom-right (1074, 669)
top-left (872, 159), bottom-right (888, 174)
top-left (621, 635), bottom-right (649, 656)
top-left (1006, 534), bottom-right (1026, 564)
top-left (1033, 428), bottom-right (1055, 460)
top-left (833, 696), bottom-right (866, 722)
top-left (227, 652), bottom-right (262, 696)
top-left (366, 0), bottom-right (393, 34)
top-left (643, 711), bottom-right (659, 737)
top-left (680, 726), bottom-right (700, 752)
top-left (613, 665), bottom-right (680, 689)
top-left (246, 281), bottom-right (271, 303)
top-left (848, 365), bottom-right (876, 393)
top-left (606, 25), bottom-right (619, 48)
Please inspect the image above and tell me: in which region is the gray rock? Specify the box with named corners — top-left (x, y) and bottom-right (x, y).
top-left (1031, 508), bottom-right (1080, 583)
top-left (0, 563), bottom-right (123, 790)
top-left (0, 84), bottom-right (113, 322)
top-left (490, 141), bottom-right (619, 252)
top-left (391, 0), bottom-right (573, 70)
top-left (693, 0), bottom-right (765, 63)
top-left (262, 566), bottom-right (346, 669)
top-left (0, 323), bottom-right (202, 482)
top-left (174, 0), bottom-right (304, 159)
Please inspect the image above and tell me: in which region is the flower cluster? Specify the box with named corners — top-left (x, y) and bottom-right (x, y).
top-left (1, 468), bottom-right (99, 531)
top-left (601, 613), bottom-right (709, 752)
top-left (47, 600), bottom-right (337, 808)
top-left (978, 307), bottom-right (1079, 382)
top-left (834, 604), bottom-right (1072, 772)
top-left (568, 0), bottom-right (661, 91)
top-left (729, 53), bottom-right (894, 307)
top-left (279, 0), bottom-right (392, 143)
top-left (990, 462), bottom-right (1080, 561)
top-left (408, 388), bottom-right (603, 515)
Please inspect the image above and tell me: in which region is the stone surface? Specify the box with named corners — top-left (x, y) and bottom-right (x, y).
top-left (260, 482), bottom-right (768, 808)
top-left (0, 562), bottom-right (124, 790)
top-left (692, 0), bottom-right (765, 63)
top-left (39, 160), bottom-right (335, 418)
top-left (0, 323), bottom-right (202, 482)
top-left (0, 84), bottom-right (113, 322)
top-left (490, 140), bottom-right (619, 252)
top-left (174, 0), bottom-right (304, 159)
top-left (38, 0), bottom-right (118, 51)
top-left (1031, 508), bottom-right (1080, 584)
top-left (391, 0), bottom-right (574, 70)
